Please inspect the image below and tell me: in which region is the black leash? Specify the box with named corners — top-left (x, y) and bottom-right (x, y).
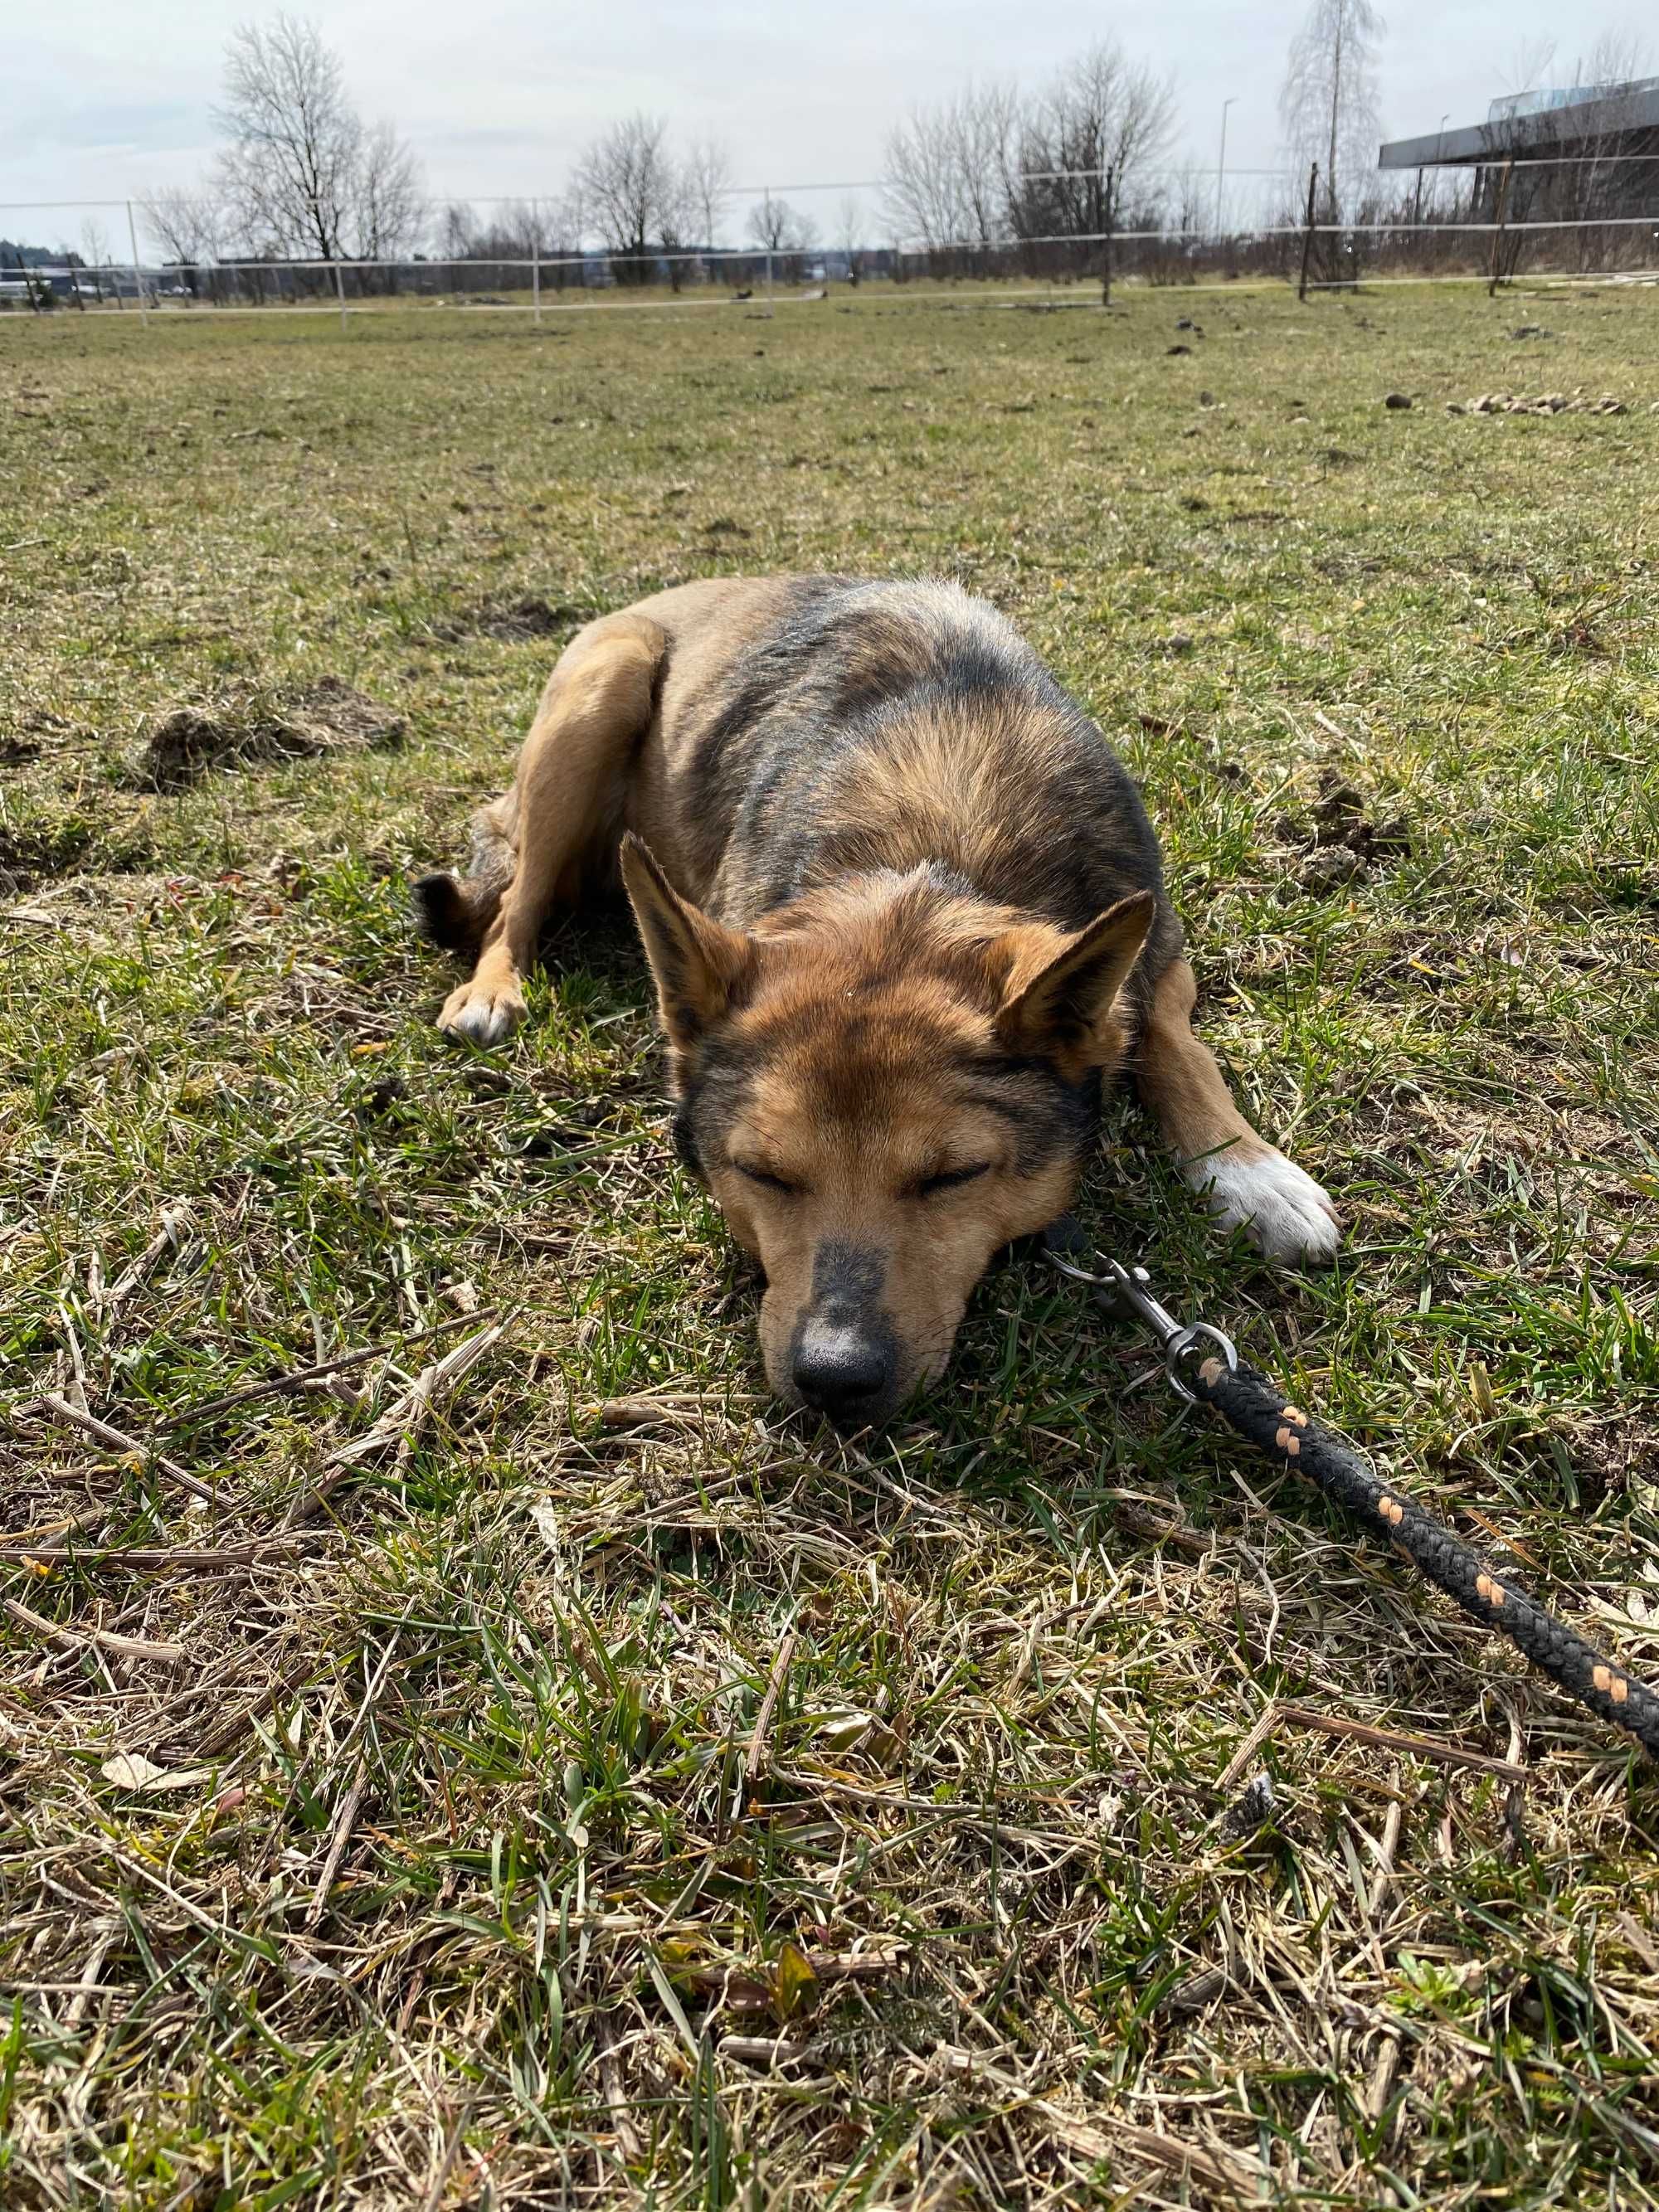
top-left (1043, 1219), bottom-right (1659, 1765)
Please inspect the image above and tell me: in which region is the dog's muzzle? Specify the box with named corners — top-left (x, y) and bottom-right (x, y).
top-left (789, 1239), bottom-right (898, 1427)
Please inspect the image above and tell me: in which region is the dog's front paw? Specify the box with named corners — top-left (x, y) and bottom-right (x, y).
top-left (1190, 1146), bottom-right (1341, 1266)
top-left (437, 979), bottom-right (526, 1047)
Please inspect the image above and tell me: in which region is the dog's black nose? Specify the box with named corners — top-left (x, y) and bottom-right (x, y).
top-left (791, 1321), bottom-right (893, 1424)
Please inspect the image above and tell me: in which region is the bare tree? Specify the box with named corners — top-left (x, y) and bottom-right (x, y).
top-left (576, 113), bottom-right (675, 281)
top-left (883, 104), bottom-right (967, 250)
top-left (142, 187), bottom-right (221, 264)
top-left (883, 83), bottom-right (1018, 258)
top-left (835, 192), bottom-right (867, 282)
top-left (211, 14), bottom-right (421, 276)
top-left (1278, 0), bottom-right (1387, 226)
top-left (140, 187), bottom-right (222, 296)
top-left (1462, 27), bottom-right (1653, 284)
top-left (955, 82), bottom-right (1020, 248)
top-left (1500, 36), bottom-right (1558, 100)
top-left (657, 160), bottom-right (698, 291)
top-left (80, 218), bottom-right (117, 299)
top-left (1567, 31), bottom-right (1655, 270)
top-left (684, 139), bottom-right (733, 246)
top-left (445, 200), bottom-right (542, 298)
top-left (542, 188), bottom-right (586, 289)
top-left (437, 202), bottom-right (476, 264)
top-left (212, 16), bottom-right (360, 259)
top-left (479, 199), bottom-right (544, 254)
top-left (1169, 159), bottom-right (1209, 234)
top-left (351, 118), bottom-right (424, 262)
top-left (746, 194), bottom-right (818, 283)
top-left (1012, 42), bottom-right (1179, 265)
top-left (746, 195), bottom-right (816, 251)
top-left (1584, 26), bottom-right (1652, 88)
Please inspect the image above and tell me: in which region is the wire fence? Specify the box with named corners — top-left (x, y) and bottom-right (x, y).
top-left (4, 162), bottom-right (1658, 329)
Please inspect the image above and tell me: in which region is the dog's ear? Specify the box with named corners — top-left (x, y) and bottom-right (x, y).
top-left (995, 891), bottom-right (1155, 1080)
top-left (620, 834), bottom-right (754, 1053)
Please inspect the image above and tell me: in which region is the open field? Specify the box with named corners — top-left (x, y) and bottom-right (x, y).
top-left (2, 286), bottom-right (1658, 2208)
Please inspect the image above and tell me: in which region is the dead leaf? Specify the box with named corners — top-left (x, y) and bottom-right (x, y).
top-left (772, 1941), bottom-right (819, 2023)
top-left (102, 1752), bottom-right (212, 1792)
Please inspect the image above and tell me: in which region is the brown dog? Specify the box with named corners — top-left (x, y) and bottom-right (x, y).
top-left (416, 577), bottom-right (1339, 1425)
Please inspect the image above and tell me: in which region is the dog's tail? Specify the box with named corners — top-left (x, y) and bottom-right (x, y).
top-left (411, 796), bottom-right (515, 956)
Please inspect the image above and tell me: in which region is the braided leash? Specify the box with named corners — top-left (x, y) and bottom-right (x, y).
top-left (1044, 1223), bottom-right (1659, 1764)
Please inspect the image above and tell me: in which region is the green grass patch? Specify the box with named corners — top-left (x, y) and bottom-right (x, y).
top-left (2, 285), bottom-right (1657, 2207)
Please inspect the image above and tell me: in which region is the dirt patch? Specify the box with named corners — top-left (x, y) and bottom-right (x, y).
top-left (0, 825), bottom-right (91, 897)
top-left (0, 819), bottom-right (152, 897)
top-left (436, 594), bottom-right (584, 644)
top-left (136, 676), bottom-right (405, 793)
top-left (1279, 771), bottom-right (1412, 891)
top-left (2, 704), bottom-right (80, 764)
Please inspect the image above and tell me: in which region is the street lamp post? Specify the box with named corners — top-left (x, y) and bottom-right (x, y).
top-left (1216, 96), bottom-right (1238, 242)
top-left (1436, 113), bottom-right (1451, 223)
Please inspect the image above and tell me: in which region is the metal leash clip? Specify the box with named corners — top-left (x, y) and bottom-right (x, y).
top-left (1045, 1245), bottom-right (1239, 1403)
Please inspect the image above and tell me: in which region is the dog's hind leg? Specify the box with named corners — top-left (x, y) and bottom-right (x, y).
top-left (411, 790), bottom-right (518, 958)
top-left (1136, 956), bottom-right (1340, 1264)
top-left (431, 611), bottom-right (667, 1045)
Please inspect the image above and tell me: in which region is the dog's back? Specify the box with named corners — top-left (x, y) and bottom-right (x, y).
top-left (632, 576), bottom-right (1182, 1006)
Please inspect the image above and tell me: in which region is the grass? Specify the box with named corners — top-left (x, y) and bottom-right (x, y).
top-left (1, 280), bottom-right (1657, 2210)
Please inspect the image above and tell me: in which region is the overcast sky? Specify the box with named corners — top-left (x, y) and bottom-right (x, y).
top-left (3, 2), bottom-right (1647, 242)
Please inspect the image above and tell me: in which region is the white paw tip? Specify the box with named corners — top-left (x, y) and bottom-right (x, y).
top-left (1190, 1147), bottom-right (1341, 1266)
top-left (439, 992), bottom-right (523, 1047)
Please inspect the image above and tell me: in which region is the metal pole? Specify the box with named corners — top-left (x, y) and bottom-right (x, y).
top-left (126, 199), bottom-right (148, 323)
top-left (1488, 157), bottom-right (1515, 295)
top-left (764, 187), bottom-right (776, 318)
top-left (532, 197), bottom-right (542, 323)
top-left (1297, 162), bottom-right (1319, 299)
top-left (1101, 165), bottom-right (1113, 306)
top-left (333, 255), bottom-right (348, 331)
top-left (1215, 97), bottom-right (1236, 245)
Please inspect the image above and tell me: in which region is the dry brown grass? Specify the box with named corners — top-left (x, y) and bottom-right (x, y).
top-left (1, 283), bottom-right (1657, 2208)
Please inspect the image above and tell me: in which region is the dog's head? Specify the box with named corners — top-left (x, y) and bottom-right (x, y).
top-left (621, 834), bottom-right (1152, 1427)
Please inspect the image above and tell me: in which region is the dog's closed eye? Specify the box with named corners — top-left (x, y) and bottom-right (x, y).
top-left (915, 1163), bottom-right (991, 1198)
top-left (732, 1159), bottom-right (804, 1197)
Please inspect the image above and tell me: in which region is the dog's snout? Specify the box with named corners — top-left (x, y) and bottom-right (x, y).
top-left (791, 1319), bottom-right (893, 1423)
top-left (790, 1240), bottom-right (896, 1424)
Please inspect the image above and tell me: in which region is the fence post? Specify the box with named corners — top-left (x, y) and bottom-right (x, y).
top-left (1101, 163), bottom-right (1114, 307)
top-left (1487, 158), bottom-right (1515, 296)
top-left (333, 256), bottom-right (348, 332)
top-left (532, 198), bottom-right (542, 323)
top-left (126, 200), bottom-right (148, 324)
top-left (12, 241), bottom-right (42, 314)
top-left (1297, 162), bottom-right (1319, 300)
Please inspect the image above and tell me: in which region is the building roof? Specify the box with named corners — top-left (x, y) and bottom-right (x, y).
top-left (1379, 79), bottom-right (1659, 168)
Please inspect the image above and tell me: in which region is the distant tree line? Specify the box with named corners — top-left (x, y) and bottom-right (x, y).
top-left (11, 7), bottom-right (1653, 307)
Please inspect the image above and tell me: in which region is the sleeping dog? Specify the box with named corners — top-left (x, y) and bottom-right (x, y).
top-left (416, 577), bottom-right (1340, 1425)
